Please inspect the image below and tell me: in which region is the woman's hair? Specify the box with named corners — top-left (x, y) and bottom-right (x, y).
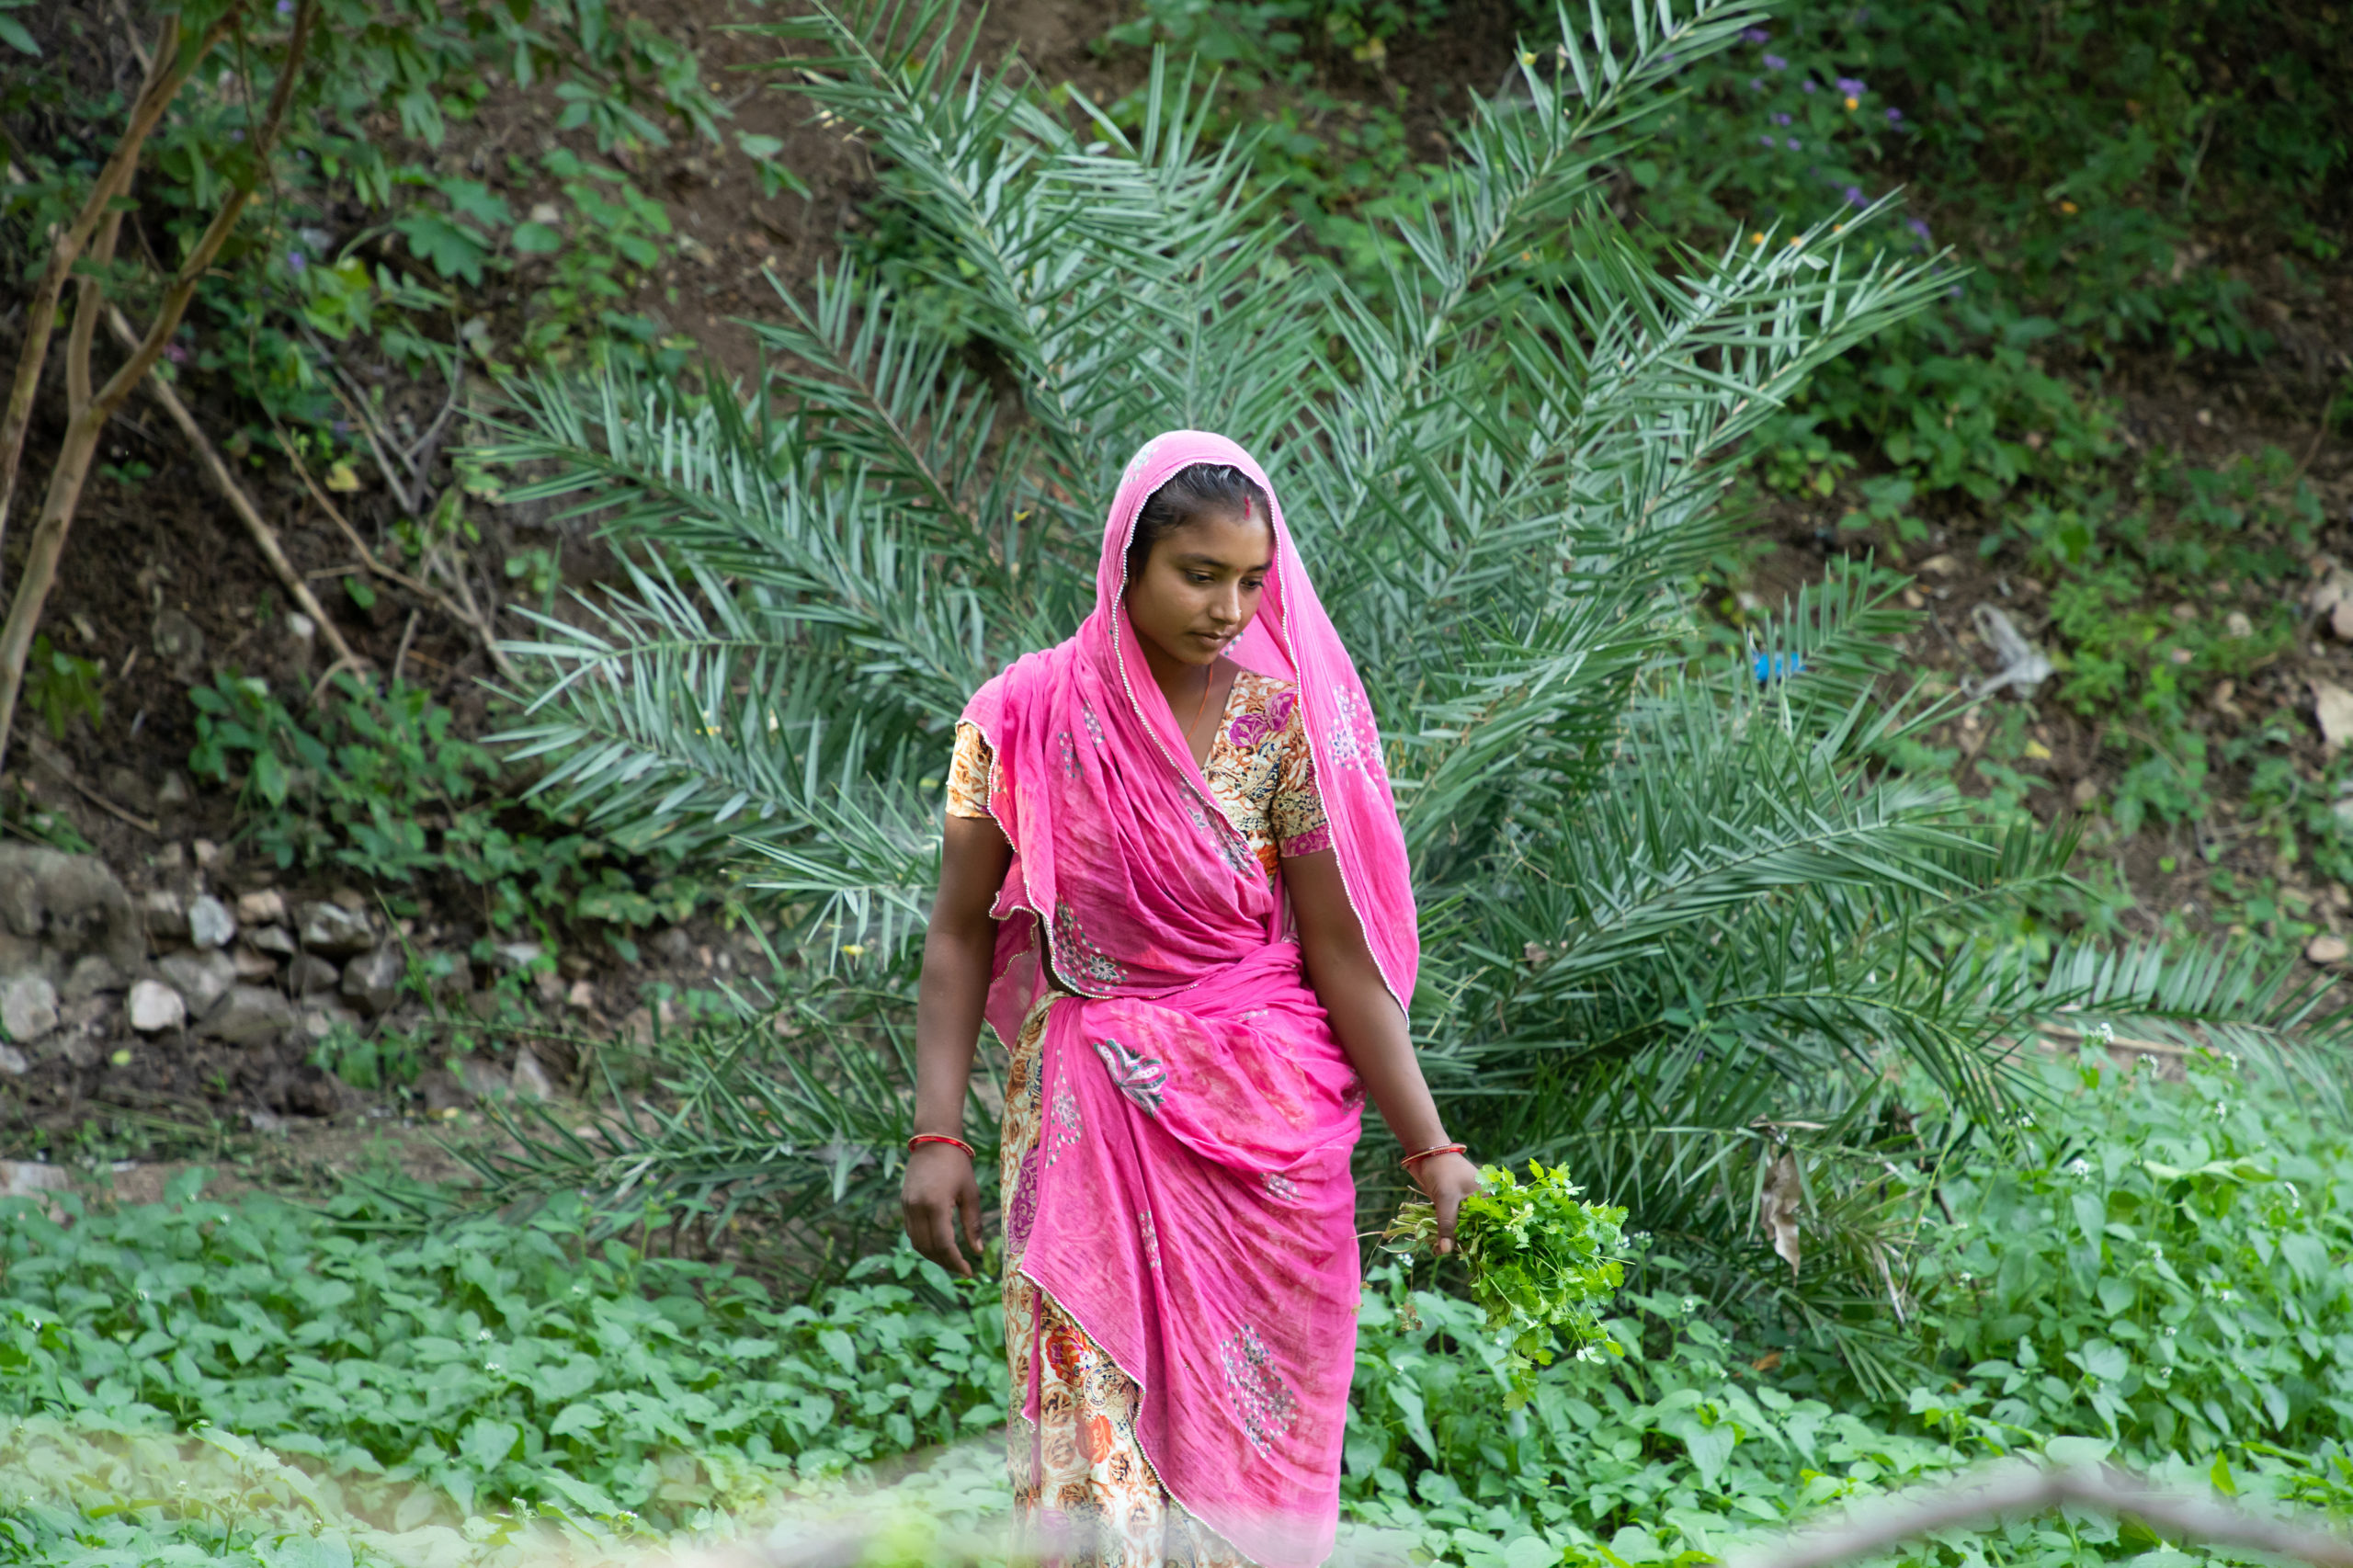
top-left (1125, 462), bottom-right (1271, 586)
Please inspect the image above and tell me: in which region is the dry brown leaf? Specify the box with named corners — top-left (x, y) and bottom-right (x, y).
top-left (2315, 680), bottom-right (2353, 748)
top-left (1758, 1148), bottom-right (1802, 1279)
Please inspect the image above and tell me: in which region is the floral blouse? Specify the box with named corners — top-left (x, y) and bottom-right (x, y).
top-left (947, 670), bottom-right (1332, 877)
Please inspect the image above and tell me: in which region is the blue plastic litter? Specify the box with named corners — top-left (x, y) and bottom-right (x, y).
top-left (1752, 651), bottom-right (1806, 682)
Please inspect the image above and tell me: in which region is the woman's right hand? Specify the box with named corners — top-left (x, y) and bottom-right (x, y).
top-left (903, 1142), bottom-right (984, 1278)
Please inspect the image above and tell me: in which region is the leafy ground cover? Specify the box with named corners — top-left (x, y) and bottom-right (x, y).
top-left (7, 1048), bottom-right (2353, 1566)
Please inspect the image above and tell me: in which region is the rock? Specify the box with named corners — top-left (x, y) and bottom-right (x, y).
top-left (231, 947), bottom-right (278, 981)
top-left (140, 888), bottom-right (188, 941)
top-left (157, 949), bottom-right (237, 1016)
top-left (329, 888), bottom-right (367, 913)
top-left (297, 902), bottom-right (374, 956)
top-left (0, 846), bottom-right (141, 969)
top-left (2316, 680), bottom-right (2353, 749)
top-left (155, 772), bottom-right (192, 808)
top-left (491, 940), bottom-right (545, 972)
top-left (2071, 778), bottom-right (2101, 810)
top-left (235, 889), bottom-right (286, 926)
top-left (127, 980), bottom-right (187, 1033)
top-left (61, 954), bottom-right (122, 1000)
top-left (249, 924), bottom-right (297, 956)
top-left (0, 976), bottom-right (58, 1043)
top-left (2307, 934), bottom-right (2349, 966)
top-left (198, 984), bottom-right (293, 1044)
top-left (564, 979), bottom-right (597, 1011)
top-left (511, 1049), bottom-right (555, 1099)
top-left (186, 895), bottom-right (234, 949)
top-left (0, 932), bottom-right (39, 982)
top-left (0, 1162), bottom-right (68, 1198)
top-left (294, 999), bottom-right (363, 1040)
top-left (340, 947), bottom-right (404, 1016)
top-left (424, 953), bottom-right (473, 1003)
top-left (0, 1043), bottom-right (24, 1075)
top-left (288, 954), bottom-right (340, 995)
top-left (2222, 610), bottom-right (2253, 640)
top-left (651, 926), bottom-right (694, 963)
top-left (152, 607), bottom-right (206, 684)
top-left (191, 839), bottom-right (221, 869)
top-left (2333, 601), bottom-right (2353, 643)
top-left (101, 767), bottom-right (155, 814)
top-left (60, 995), bottom-right (111, 1030)
top-left (458, 1056), bottom-right (509, 1097)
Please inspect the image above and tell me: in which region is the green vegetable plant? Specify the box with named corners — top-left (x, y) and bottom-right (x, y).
top-left (1384, 1162), bottom-right (1629, 1402)
top-left (185, 670), bottom-right (709, 949)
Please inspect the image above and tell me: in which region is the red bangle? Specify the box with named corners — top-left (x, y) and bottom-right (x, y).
top-left (1400, 1142), bottom-right (1467, 1169)
top-left (908, 1133), bottom-right (976, 1159)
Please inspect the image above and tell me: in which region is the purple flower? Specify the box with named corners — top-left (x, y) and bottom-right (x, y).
top-left (287, 250), bottom-right (306, 273)
top-left (1771, 111), bottom-right (1792, 126)
top-left (1905, 216), bottom-right (1931, 242)
top-left (1844, 185), bottom-right (1868, 206)
top-left (1758, 134), bottom-right (1777, 146)
top-left (332, 419), bottom-right (350, 437)
top-left (1762, 52), bottom-right (1787, 69)
top-left (1802, 78), bottom-right (1818, 93)
top-left (1741, 26), bottom-right (1771, 43)
top-left (1886, 106), bottom-right (1904, 123)
top-left (164, 343), bottom-right (188, 364)
top-left (1786, 137), bottom-right (1802, 150)
top-left (1836, 75), bottom-right (1867, 96)
top-left (1748, 76), bottom-right (1764, 91)
top-left (276, 0), bottom-right (292, 15)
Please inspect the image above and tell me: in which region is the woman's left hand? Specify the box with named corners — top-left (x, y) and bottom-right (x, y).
top-left (1413, 1151), bottom-right (1483, 1255)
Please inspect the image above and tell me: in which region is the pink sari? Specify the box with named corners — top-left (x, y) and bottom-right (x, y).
top-left (961, 432), bottom-right (1418, 1566)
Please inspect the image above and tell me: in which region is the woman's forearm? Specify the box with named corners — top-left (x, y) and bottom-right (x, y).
top-left (913, 922), bottom-right (994, 1136)
top-left (1306, 939), bottom-right (1450, 1153)
top-left (1285, 848), bottom-right (1452, 1153)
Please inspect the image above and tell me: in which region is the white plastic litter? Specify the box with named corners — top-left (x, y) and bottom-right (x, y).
top-left (1966, 603), bottom-right (2053, 699)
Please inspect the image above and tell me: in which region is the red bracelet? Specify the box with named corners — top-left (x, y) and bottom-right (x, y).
top-left (1400, 1142), bottom-right (1467, 1169)
top-left (908, 1133), bottom-right (976, 1159)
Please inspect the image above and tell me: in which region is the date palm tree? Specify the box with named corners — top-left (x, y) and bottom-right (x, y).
top-left (465, 0), bottom-right (2343, 1364)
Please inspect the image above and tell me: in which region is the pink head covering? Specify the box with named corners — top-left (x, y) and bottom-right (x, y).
top-left (958, 432), bottom-right (1418, 1564)
top-left (965, 429), bottom-right (1418, 1028)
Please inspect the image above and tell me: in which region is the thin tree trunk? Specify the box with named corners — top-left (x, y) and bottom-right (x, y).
top-left (0, 12), bottom-right (209, 570)
top-left (0, 0), bottom-right (313, 774)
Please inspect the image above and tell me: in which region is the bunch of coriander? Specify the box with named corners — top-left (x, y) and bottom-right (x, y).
top-left (1383, 1161), bottom-right (1629, 1400)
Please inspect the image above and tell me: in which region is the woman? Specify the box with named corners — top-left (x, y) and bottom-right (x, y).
top-left (904, 431), bottom-right (1480, 1568)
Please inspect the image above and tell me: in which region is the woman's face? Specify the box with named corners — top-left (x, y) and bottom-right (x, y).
top-left (1126, 508), bottom-right (1275, 667)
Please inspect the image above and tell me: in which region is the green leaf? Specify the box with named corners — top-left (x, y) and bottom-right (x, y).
top-left (458, 1416), bottom-right (519, 1471)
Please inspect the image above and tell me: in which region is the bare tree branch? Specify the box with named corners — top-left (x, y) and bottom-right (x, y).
top-left (1720, 1462), bottom-right (2353, 1568)
top-left (104, 306), bottom-right (365, 673)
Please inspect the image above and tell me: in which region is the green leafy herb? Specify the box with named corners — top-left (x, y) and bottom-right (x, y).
top-left (1383, 1161), bottom-right (1628, 1401)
